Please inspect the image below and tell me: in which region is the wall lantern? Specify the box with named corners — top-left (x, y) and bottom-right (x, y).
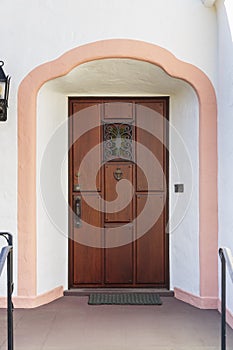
top-left (0, 61), bottom-right (10, 122)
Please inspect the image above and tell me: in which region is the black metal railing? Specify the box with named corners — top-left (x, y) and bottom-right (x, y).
top-left (0, 233), bottom-right (14, 350)
top-left (219, 247), bottom-right (233, 350)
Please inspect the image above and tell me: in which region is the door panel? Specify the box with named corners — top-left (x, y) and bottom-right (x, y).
top-left (73, 194), bottom-right (102, 284)
top-left (136, 102), bottom-right (165, 192)
top-left (104, 163), bottom-right (134, 223)
top-left (136, 194), bottom-right (165, 284)
top-left (72, 102), bottom-right (101, 192)
top-left (104, 102), bottom-right (133, 120)
top-left (105, 225), bottom-right (133, 284)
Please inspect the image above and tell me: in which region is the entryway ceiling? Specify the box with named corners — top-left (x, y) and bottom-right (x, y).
top-left (46, 58), bottom-right (191, 96)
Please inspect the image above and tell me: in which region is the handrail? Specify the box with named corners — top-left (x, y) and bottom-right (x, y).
top-left (219, 247), bottom-right (233, 283)
top-left (219, 247), bottom-right (233, 350)
top-left (0, 233), bottom-right (14, 350)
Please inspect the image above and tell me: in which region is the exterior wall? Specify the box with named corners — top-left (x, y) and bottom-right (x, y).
top-left (0, 0), bottom-right (218, 301)
top-left (37, 86), bottom-right (68, 294)
top-left (1, 0), bottom-right (217, 83)
top-left (216, 0), bottom-right (233, 319)
top-left (170, 86), bottom-right (199, 295)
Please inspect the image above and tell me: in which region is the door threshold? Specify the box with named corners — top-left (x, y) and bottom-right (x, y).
top-left (64, 288), bottom-right (174, 297)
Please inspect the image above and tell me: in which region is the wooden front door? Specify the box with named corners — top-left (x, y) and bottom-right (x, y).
top-left (69, 98), bottom-right (169, 288)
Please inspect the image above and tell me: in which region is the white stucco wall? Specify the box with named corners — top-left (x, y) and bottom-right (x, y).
top-left (1, 0), bottom-right (217, 84)
top-left (0, 0), bottom-right (217, 297)
top-left (216, 0), bottom-right (233, 316)
top-left (36, 60), bottom-right (199, 296)
top-left (170, 86), bottom-right (199, 295)
top-left (37, 86), bottom-right (68, 294)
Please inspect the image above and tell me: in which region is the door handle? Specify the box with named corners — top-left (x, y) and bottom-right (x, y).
top-left (74, 196), bottom-right (82, 228)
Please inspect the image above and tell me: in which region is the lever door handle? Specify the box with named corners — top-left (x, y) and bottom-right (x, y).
top-left (74, 196), bottom-right (82, 228)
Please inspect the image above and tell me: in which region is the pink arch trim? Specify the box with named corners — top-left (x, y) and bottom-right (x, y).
top-left (18, 39), bottom-right (218, 299)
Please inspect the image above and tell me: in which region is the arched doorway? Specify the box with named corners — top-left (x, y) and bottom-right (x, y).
top-left (17, 40), bottom-right (218, 308)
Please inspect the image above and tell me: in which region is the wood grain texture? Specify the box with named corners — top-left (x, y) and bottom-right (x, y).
top-left (104, 102), bottom-right (133, 120)
top-left (136, 194), bottom-right (165, 284)
top-left (105, 225), bottom-right (133, 284)
top-left (72, 102), bottom-right (101, 191)
top-left (69, 98), bottom-right (168, 288)
top-left (73, 194), bottom-right (102, 285)
top-left (104, 163), bottom-right (133, 222)
top-left (136, 102), bottom-right (165, 192)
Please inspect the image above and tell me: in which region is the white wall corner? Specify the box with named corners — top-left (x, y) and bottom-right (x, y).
top-left (201, 0), bottom-right (217, 7)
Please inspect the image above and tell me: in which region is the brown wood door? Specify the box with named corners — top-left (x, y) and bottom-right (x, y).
top-left (69, 98), bottom-right (169, 288)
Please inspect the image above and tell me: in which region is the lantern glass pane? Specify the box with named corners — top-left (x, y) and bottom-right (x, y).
top-left (0, 82), bottom-right (5, 99)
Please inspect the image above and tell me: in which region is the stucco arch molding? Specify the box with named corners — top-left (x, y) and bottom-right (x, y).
top-left (16, 39), bottom-right (218, 308)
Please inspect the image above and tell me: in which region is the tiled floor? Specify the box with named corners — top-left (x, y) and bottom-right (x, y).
top-left (0, 296), bottom-right (233, 350)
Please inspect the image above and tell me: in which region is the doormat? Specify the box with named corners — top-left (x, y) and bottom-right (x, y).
top-left (88, 293), bottom-right (162, 305)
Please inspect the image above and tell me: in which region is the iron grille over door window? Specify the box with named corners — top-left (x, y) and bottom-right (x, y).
top-left (103, 123), bottom-right (133, 161)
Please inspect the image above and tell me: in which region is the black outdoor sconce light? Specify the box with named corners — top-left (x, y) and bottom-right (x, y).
top-left (0, 61), bottom-right (10, 122)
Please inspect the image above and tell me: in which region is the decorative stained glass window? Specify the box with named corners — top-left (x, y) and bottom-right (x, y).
top-left (103, 123), bottom-right (133, 161)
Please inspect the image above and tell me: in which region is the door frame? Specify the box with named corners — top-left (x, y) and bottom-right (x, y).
top-left (68, 96), bottom-right (170, 289)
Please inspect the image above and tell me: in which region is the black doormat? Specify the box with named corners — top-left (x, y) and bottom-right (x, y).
top-left (88, 293), bottom-right (162, 305)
